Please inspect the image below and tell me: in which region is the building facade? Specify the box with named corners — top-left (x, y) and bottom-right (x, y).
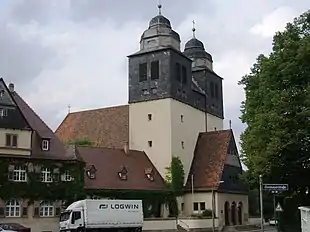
top-left (56, 5), bottom-right (249, 229)
top-left (0, 79), bottom-right (84, 232)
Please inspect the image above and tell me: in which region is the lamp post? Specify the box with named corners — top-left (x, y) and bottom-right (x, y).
top-left (191, 174), bottom-right (194, 212)
top-left (212, 180), bottom-right (224, 232)
top-left (259, 175), bottom-right (264, 232)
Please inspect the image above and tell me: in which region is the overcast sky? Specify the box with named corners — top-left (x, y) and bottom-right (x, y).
top-left (0, 0), bottom-right (309, 151)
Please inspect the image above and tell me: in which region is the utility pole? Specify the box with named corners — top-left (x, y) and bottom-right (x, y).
top-left (212, 181), bottom-right (224, 232)
top-left (259, 175), bottom-right (264, 232)
top-left (212, 188), bottom-right (215, 232)
top-left (191, 174), bottom-right (194, 212)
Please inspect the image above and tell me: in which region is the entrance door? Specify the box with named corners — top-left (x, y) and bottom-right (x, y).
top-left (238, 202), bottom-right (243, 225)
top-left (231, 202), bottom-right (236, 225)
top-left (224, 201), bottom-right (230, 225)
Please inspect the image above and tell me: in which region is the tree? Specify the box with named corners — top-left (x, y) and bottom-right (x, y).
top-left (165, 156), bottom-right (185, 196)
top-left (165, 156), bottom-right (185, 216)
top-left (68, 138), bottom-right (94, 146)
top-left (239, 10), bottom-right (310, 191)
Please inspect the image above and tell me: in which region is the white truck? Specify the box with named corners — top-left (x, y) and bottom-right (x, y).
top-left (59, 199), bottom-right (143, 232)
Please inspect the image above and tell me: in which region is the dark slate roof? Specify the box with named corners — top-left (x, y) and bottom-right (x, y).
top-left (185, 38), bottom-right (205, 50)
top-left (185, 130), bottom-right (232, 191)
top-left (78, 146), bottom-right (167, 191)
top-left (149, 15), bottom-right (171, 29)
top-left (184, 37), bottom-right (213, 61)
top-left (2, 80), bottom-right (80, 161)
top-left (55, 105), bottom-right (129, 149)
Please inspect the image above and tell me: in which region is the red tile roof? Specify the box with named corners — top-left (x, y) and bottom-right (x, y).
top-left (77, 146), bottom-right (167, 191)
top-left (55, 105), bottom-right (129, 148)
top-left (185, 129), bottom-right (232, 191)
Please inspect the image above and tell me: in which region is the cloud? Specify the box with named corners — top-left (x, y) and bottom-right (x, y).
top-left (0, 0), bottom-right (309, 152)
top-left (250, 6), bottom-right (297, 38)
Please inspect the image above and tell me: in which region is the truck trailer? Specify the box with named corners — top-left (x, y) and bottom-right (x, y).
top-left (59, 199), bottom-right (143, 232)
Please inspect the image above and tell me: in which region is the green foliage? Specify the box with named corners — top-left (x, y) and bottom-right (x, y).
top-left (0, 158), bottom-right (85, 204)
top-left (165, 156), bottom-right (185, 217)
top-left (248, 189), bottom-right (260, 216)
top-left (201, 209), bottom-right (213, 218)
top-left (86, 189), bottom-right (173, 218)
top-left (165, 156), bottom-right (185, 196)
top-left (69, 138), bottom-right (94, 146)
top-left (239, 10), bottom-right (310, 191)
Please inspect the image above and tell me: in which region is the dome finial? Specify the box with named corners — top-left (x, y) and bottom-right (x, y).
top-left (157, 0), bottom-right (162, 15)
top-left (192, 20), bottom-right (196, 38)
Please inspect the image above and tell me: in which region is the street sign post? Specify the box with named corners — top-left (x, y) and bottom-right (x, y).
top-left (275, 202), bottom-right (283, 212)
top-left (263, 184), bottom-right (289, 191)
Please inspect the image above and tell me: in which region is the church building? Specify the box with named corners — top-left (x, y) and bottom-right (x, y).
top-left (56, 5), bottom-right (248, 227)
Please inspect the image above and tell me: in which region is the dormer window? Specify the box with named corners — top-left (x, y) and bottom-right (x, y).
top-left (86, 165), bottom-right (97, 179)
top-left (145, 168), bottom-right (154, 181)
top-left (0, 90), bottom-right (4, 97)
top-left (118, 166), bottom-right (128, 180)
top-left (42, 139), bottom-right (49, 151)
top-left (0, 108), bottom-right (7, 117)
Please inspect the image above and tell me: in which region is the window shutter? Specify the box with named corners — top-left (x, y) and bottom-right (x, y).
top-left (54, 173), bottom-right (60, 181)
top-left (12, 135), bottom-right (17, 147)
top-left (22, 207), bottom-right (28, 217)
top-left (34, 207), bottom-right (39, 217)
top-left (0, 207), bottom-right (4, 217)
top-left (55, 207), bottom-right (61, 216)
top-left (5, 134), bottom-right (11, 146)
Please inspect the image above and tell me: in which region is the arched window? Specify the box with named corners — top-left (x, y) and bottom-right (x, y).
top-left (40, 201), bottom-right (54, 217)
top-left (5, 199), bottom-right (20, 217)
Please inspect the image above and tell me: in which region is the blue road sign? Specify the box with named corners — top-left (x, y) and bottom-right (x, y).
top-left (263, 184), bottom-right (289, 191)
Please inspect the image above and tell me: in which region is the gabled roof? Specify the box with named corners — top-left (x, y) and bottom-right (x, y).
top-left (1, 79), bottom-right (80, 161)
top-left (77, 146), bottom-right (167, 191)
top-left (185, 129), bottom-right (232, 191)
top-left (55, 105), bottom-right (129, 148)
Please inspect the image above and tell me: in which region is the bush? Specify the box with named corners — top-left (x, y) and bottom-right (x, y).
top-left (202, 209), bottom-right (213, 218)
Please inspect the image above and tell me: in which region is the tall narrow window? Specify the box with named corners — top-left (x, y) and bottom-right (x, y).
top-left (210, 82), bottom-right (215, 98)
top-left (193, 202), bottom-right (199, 211)
top-left (139, 63), bottom-right (147, 82)
top-left (5, 134), bottom-right (17, 147)
top-left (0, 108), bottom-right (7, 117)
top-left (175, 63), bottom-right (181, 81)
top-left (5, 199), bottom-right (20, 217)
top-left (215, 84), bottom-right (219, 100)
top-left (42, 139), bottom-right (49, 151)
top-left (39, 201), bottom-right (54, 217)
top-left (148, 141), bottom-right (153, 147)
top-left (181, 66), bottom-right (187, 84)
top-left (151, 61), bottom-right (159, 80)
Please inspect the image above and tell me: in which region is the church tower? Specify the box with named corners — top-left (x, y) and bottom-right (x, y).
top-left (128, 5), bottom-right (206, 180)
top-left (183, 25), bottom-right (224, 131)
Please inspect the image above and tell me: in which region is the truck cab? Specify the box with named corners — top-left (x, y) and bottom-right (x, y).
top-left (60, 208), bottom-right (84, 231)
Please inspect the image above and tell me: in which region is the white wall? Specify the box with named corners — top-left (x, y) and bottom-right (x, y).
top-left (129, 98), bottom-right (206, 180)
top-left (143, 218), bottom-right (177, 231)
top-left (143, 218), bottom-right (218, 231)
top-left (206, 113), bottom-right (223, 132)
top-left (0, 128), bottom-right (32, 156)
top-left (183, 192), bottom-right (213, 216)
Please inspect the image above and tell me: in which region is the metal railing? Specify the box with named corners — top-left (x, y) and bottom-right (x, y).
top-left (177, 219), bottom-right (190, 231)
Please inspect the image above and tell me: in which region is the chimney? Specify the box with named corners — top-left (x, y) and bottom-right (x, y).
top-left (8, 83), bottom-right (14, 92)
top-left (123, 142), bottom-right (129, 155)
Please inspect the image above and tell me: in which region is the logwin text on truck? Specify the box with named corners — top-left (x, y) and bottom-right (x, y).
top-left (59, 199), bottom-right (143, 232)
